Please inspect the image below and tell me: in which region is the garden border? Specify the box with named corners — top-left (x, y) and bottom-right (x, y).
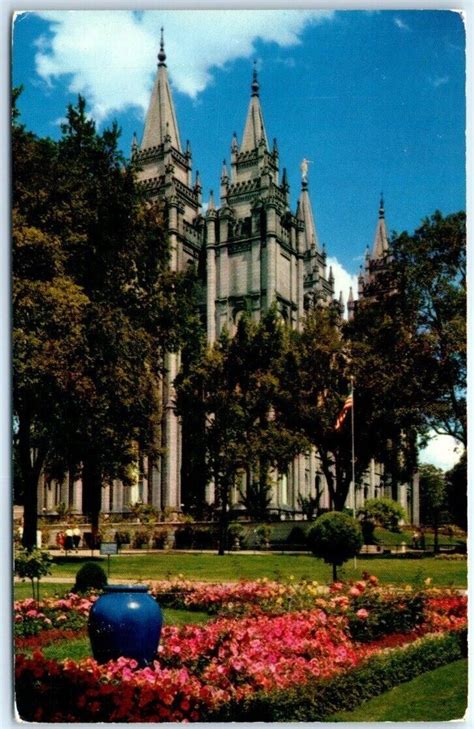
top-left (207, 629), bottom-right (467, 721)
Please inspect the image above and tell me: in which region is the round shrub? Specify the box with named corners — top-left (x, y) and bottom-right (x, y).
top-left (360, 498), bottom-right (406, 532)
top-left (73, 562), bottom-right (107, 593)
top-left (307, 511), bottom-right (363, 581)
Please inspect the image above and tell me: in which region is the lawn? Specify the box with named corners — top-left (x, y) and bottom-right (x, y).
top-left (330, 658), bottom-right (468, 721)
top-left (14, 581), bottom-right (74, 601)
top-left (42, 552), bottom-right (467, 587)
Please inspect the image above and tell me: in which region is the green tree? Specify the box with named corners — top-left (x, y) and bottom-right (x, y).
top-left (278, 304), bottom-right (377, 511)
top-left (445, 452), bottom-right (467, 531)
top-left (419, 464), bottom-right (448, 553)
top-left (55, 97), bottom-right (199, 539)
top-left (307, 511), bottom-right (363, 582)
top-left (176, 309), bottom-right (303, 552)
top-left (358, 497), bottom-right (406, 532)
top-left (13, 92), bottom-right (198, 547)
top-left (348, 211), bottom-right (466, 469)
top-left (394, 212), bottom-right (466, 446)
top-left (14, 547), bottom-right (52, 601)
top-left (13, 90), bottom-right (89, 548)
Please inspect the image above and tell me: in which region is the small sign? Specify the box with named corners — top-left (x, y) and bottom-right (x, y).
top-left (100, 542), bottom-right (118, 555)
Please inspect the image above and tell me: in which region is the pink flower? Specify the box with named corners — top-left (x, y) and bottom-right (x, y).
top-left (356, 608), bottom-right (369, 619)
top-left (349, 587), bottom-right (361, 598)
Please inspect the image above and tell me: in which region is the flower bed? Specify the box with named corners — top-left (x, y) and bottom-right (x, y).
top-left (14, 593), bottom-right (96, 638)
top-left (15, 577), bottom-right (467, 722)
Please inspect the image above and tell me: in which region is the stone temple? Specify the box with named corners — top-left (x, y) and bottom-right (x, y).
top-left (37, 34), bottom-right (420, 524)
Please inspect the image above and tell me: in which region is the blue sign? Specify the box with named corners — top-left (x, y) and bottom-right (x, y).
top-left (100, 542), bottom-right (118, 555)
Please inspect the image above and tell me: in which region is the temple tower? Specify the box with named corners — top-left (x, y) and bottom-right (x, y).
top-left (133, 31), bottom-right (204, 512)
top-left (205, 65), bottom-right (332, 342)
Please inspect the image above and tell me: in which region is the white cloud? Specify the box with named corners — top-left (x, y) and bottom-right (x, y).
top-left (32, 9), bottom-right (335, 123)
top-left (326, 256), bottom-right (358, 317)
top-left (394, 17), bottom-right (410, 31)
top-left (419, 432), bottom-right (464, 472)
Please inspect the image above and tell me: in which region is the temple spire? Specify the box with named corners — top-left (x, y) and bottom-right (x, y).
top-left (297, 169), bottom-right (320, 252)
top-left (372, 192), bottom-right (389, 259)
top-left (141, 28), bottom-right (181, 152)
top-left (379, 192), bottom-right (385, 218)
top-left (240, 62), bottom-right (268, 153)
top-left (251, 60), bottom-right (259, 96)
top-left (158, 27), bottom-right (166, 66)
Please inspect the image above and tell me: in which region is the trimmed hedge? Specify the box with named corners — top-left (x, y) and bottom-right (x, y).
top-left (207, 630), bottom-right (466, 721)
top-left (72, 562), bottom-right (107, 593)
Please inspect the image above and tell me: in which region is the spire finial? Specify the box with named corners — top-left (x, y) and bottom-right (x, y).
top-left (158, 27), bottom-right (166, 66)
top-left (379, 191), bottom-right (385, 218)
top-left (251, 60), bottom-right (259, 96)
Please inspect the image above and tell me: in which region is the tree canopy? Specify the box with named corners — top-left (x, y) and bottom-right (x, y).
top-left (13, 92), bottom-right (199, 547)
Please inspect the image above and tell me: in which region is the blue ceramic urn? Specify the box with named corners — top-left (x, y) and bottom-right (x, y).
top-left (88, 584), bottom-right (163, 665)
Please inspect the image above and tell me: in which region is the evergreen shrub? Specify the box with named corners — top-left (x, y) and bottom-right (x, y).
top-left (73, 562), bottom-right (107, 593)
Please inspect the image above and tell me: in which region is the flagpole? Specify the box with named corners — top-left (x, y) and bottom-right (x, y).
top-left (351, 376), bottom-right (357, 570)
top-left (351, 376), bottom-right (356, 518)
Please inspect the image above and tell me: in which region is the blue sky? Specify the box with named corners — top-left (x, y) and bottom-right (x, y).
top-left (11, 9), bottom-right (466, 469)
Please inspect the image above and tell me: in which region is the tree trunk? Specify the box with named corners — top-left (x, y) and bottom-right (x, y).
top-left (332, 562), bottom-right (338, 582)
top-left (434, 515), bottom-right (439, 554)
top-left (18, 412), bottom-right (46, 550)
top-left (258, 457), bottom-right (269, 520)
top-left (217, 474), bottom-right (230, 556)
top-left (82, 455), bottom-right (103, 545)
top-left (320, 451), bottom-right (350, 512)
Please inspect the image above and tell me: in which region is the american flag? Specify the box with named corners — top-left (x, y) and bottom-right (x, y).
top-left (335, 393), bottom-right (353, 431)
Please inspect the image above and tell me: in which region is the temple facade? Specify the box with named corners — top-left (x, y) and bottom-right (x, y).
top-left (36, 36), bottom-right (419, 524)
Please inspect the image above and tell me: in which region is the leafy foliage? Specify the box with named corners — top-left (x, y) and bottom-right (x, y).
top-left (13, 91), bottom-right (199, 546)
top-left (176, 309), bottom-right (304, 552)
top-left (348, 211), bottom-right (466, 464)
top-left (14, 548), bottom-right (53, 600)
top-left (307, 512), bottom-right (363, 579)
top-left (73, 562), bottom-right (108, 593)
top-left (359, 498), bottom-right (406, 532)
top-left (444, 453), bottom-right (467, 531)
top-left (419, 464), bottom-right (448, 553)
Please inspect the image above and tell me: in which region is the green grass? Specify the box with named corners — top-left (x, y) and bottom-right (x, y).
top-left (373, 526), bottom-right (465, 549)
top-left (14, 581), bottom-right (75, 601)
top-left (330, 659), bottom-right (468, 721)
top-left (42, 553), bottom-right (466, 588)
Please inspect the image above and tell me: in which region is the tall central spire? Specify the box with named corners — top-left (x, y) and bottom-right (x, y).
top-left (240, 62), bottom-right (268, 153)
top-left (141, 28), bottom-right (182, 152)
top-left (372, 193), bottom-right (389, 259)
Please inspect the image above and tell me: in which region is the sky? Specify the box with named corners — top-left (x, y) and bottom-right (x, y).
top-left (11, 8), bottom-right (466, 470)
